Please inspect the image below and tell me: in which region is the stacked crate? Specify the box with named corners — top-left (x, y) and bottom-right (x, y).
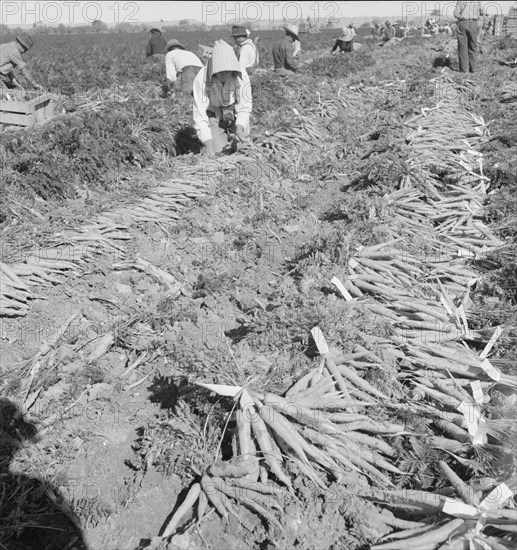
top-left (505, 6), bottom-right (517, 36)
top-left (0, 90), bottom-right (55, 127)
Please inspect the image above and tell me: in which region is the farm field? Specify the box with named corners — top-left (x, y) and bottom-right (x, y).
top-left (0, 30), bottom-right (516, 550)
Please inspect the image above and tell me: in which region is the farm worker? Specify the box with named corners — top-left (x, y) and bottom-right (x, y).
top-left (381, 21), bottom-right (396, 41)
top-left (165, 39), bottom-right (203, 95)
top-left (272, 24), bottom-right (300, 76)
top-left (192, 40), bottom-right (252, 158)
top-left (394, 24), bottom-right (406, 39)
top-left (454, 1), bottom-right (485, 72)
top-left (146, 28), bottom-right (167, 57)
top-left (231, 25), bottom-right (259, 75)
top-left (331, 27), bottom-right (355, 53)
top-left (0, 33), bottom-right (43, 90)
top-left (348, 24), bottom-right (357, 37)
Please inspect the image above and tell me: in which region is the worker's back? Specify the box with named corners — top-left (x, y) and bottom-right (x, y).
top-left (147, 34), bottom-right (167, 56)
top-left (271, 37), bottom-right (290, 69)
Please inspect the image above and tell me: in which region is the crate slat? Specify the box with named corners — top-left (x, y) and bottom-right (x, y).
top-left (0, 92), bottom-right (55, 126)
top-left (0, 111), bottom-right (35, 126)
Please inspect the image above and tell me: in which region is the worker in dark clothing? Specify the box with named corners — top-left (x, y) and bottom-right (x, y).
top-left (331, 27), bottom-right (355, 53)
top-left (271, 23), bottom-right (299, 76)
top-left (0, 33), bottom-right (43, 90)
top-left (146, 28), bottom-right (167, 57)
top-left (454, 1), bottom-right (485, 73)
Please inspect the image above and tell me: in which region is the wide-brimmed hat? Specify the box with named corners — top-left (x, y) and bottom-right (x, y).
top-left (150, 28), bottom-right (161, 34)
top-left (209, 39), bottom-right (241, 77)
top-left (231, 25), bottom-right (247, 37)
top-left (167, 39), bottom-right (185, 51)
top-left (340, 28), bottom-right (354, 41)
top-left (282, 23), bottom-right (299, 41)
top-left (16, 33), bottom-right (34, 51)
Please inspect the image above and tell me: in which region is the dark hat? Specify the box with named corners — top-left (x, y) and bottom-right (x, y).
top-left (150, 28), bottom-right (161, 34)
top-left (231, 25), bottom-right (247, 37)
top-left (167, 38), bottom-right (186, 51)
top-left (16, 33), bottom-right (34, 51)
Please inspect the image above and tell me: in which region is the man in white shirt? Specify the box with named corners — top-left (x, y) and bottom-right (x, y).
top-left (231, 25), bottom-right (259, 75)
top-left (192, 40), bottom-right (252, 157)
top-left (165, 39), bottom-right (203, 95)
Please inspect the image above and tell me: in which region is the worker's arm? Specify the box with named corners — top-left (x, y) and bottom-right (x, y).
top-left (165, 52), bottom-right (178, 83)
top-left (192, 68), bottom-right (212, 144)
top-left (453, 1), bottom-right (465, 19)
top-left (331, 39), bottom-right (340, 53)
top-left (19, 66), bottom-right (42, 89)
top-left (234, 71), bottom-right (252, 133)
top-left (284, 41), bottom-right (297, 71)
top-left (238, 43), bottom-right (255, 71)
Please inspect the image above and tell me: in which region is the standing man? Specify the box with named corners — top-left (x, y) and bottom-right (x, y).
top-left (165, 39), bottom-right (203, 95)
top-left (146, 28), bottom-right (167, 57)
top-left (271, 24), bottom-right (300, 76)
top-left (0, 33), bottom-right (42, 91)
top-left (454, 1), bottom-right (485, 73)
top-left (231, 26), bottom-right (259, 75)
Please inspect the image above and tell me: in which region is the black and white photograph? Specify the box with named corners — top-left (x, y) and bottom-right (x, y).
top-left (1, 1), bottom-right (516, 549)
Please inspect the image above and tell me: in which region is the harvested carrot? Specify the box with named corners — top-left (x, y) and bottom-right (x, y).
top-left (250, 412), bottom-right (291, 486)
top-left (379, 522), bottom-right (441, 542)
top-left (258, 405), bottom-right (310, 465)
top-left (263, 392), bottom-right (340, 434)
top-left (162, 482), bottom-right (201, 537)
top-left (285, 369), bottom-right (317, 397)
top-left (197, 488), bottom-right (208, 522)
top-left (337, 363), bottom-right (390, 399)
top-left (236, 409), bottom-right (254, 461)
top-left (379, 509), bottom-right (426, 529)
top-left (342, 432), bottom-right (395, 456)
top-left (208, 458), bottom-right (259, 478)
top-left (371, 518), bottom-right (466, 550)
top-left (225, 478), bottom-right (285, 496)
top-left (433, 419), bottom-right (470, 443)
top-left (290, 457), bottom-right (327, 489)
top-left (201, 476), bottom-right (229, 521)
top-left (325, 357), bottom-right (356, 412)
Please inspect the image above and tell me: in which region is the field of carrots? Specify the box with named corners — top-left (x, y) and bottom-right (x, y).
top-left (0, 29), bottom-right (516, 550)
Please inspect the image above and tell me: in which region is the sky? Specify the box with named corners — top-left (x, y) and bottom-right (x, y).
top-left (1, 1), bottom-right (516, 26)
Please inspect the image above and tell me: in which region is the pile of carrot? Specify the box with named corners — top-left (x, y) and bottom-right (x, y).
top-left (0, 156), bottom-right (263, 318)
top-left (162, 74), bottom-right (515, 547)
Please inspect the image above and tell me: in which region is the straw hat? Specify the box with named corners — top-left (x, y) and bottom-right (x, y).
top-left (16, 33), bottom-right (34, 51)
top-left (231, 25), bottom-right (247, 37)
top-left (340, 28), bottom-right (354, 41)
top-left (166, 38), bottom-right (186, 51)
top-left (209, 40), bottom-right (241, 76)
top-left (282, 23), bottom-right (299, 41)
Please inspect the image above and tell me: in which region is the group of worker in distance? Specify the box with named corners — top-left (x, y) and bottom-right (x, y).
top-left (0, 1), bottom-right (491, 159)
top-left (146, 23), bottom-right (304, 157)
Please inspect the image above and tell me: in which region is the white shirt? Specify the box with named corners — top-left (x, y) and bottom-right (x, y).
top-left (293, 40), bottom-right (301, 57)
top-left (192, 65), bottom-right (252, 144)
top-left (165, 49), bottom-right (203, 82)
top-left (238, 39), bottom-right (259, 71)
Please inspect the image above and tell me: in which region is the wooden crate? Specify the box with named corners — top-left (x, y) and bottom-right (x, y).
top-left (0, 90), bottom-right (55, 127)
